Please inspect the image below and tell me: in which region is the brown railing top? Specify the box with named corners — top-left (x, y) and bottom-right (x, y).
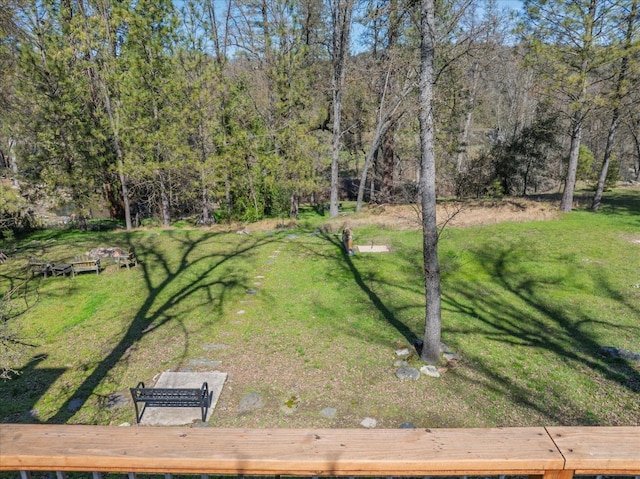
top-left (1, 424), bottom-right (639, 476)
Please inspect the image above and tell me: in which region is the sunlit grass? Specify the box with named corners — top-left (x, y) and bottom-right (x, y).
top-left (1, 188), bottom-right (638, 427)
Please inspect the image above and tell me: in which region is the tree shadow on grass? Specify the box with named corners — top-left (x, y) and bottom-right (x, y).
top-left (45, 230), bottom-right (273, 424)
top-left (0, 354), bottom-right (66, 423)
top-left (443, 242), bottom-right (640, 424)
top-left (319, 233), bottom-right (420, 348)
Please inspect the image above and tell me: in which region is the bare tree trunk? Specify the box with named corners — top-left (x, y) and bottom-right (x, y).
top-left (90, 5), bottom-right (132, 230)
top-left (225, 174), bottom-right (232, 215)
top-left (201, 167), bottom-right (213, 225)
top-left (380, 126), bottom-right (395, 203)
top-left (379, 0), bottom-right (400, 203)
top-left (329, 0), bottom-right (353, 218)
top-left (7, 138), bottom-right (18, 190)
top-left (355, 69), bottom-right (412, 212)
top-left (560, 117), bottom-right (582, 212)
top-left (101, 85), bottom-right (132, 230)
top-left (419, 0), bottom-right (441, 364)
top-left (158, 171), bottom-right (171, 227)
top-left (631, 125), bottom-right (640, 181)
top-left (592, 0), bottom-right (637, 211)
top-left (592, 117), bottom-right (617, 210)
top-left (290, 194), bottom-right (299, 218)
top-left (559, 0), bottom-right (596, 213)
top-left (457, 61), bottom-right (479, 172)
top-left (356, 119), bottom-right (390, 211)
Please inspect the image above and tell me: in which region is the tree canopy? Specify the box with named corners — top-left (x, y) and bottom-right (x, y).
top-left (1, 0), bottom-right (637, 227)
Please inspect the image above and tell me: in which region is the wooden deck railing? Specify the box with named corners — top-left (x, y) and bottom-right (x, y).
top-left (1, 425), bottom-right (639, 478)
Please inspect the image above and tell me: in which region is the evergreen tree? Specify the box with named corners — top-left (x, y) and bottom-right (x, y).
top-left (523, 0), bottom-right (622, 212)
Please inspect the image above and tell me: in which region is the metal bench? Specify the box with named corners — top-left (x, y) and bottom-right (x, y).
top-left (129, 381), bottom-right (209, 423)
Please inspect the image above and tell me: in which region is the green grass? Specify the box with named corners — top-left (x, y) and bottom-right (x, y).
top-left (0, 188), bottom-right (639, 428)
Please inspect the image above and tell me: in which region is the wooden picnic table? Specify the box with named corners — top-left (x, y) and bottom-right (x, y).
top-left (51, 264), bottom-right (72, 277)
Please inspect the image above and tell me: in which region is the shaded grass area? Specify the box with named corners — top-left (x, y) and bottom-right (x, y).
top-left (0, 188), bottom-right (639, 427)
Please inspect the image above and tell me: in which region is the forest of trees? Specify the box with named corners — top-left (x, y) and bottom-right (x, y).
top-left (0, 0), bottom-right (639, 231)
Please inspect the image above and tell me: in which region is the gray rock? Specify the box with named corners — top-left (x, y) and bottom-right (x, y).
top-left (68, 398), bottom-right (84, 412)
top-left (395, 348), bottom-right (411, 358)
top-left (238, 392), bottom-right (264, 413)
top-left (320, 407), bottom-right (337, 419)
top-left (246, 289), bottom-right (258, 295)
top-left (394, 359), bottom-right (409, 367)
top-left (602, 346), bottom-right (640, 362)
top-left (420, 365), bottom-right (441, 378)
top-left (395, 366), bottom-right (420, 380)
top-left (360, 417), bottom-right (377, 428)
top-left (443, 352), bottom-right (460, 361)
top-left (400, 422), bottom-right (417, 429)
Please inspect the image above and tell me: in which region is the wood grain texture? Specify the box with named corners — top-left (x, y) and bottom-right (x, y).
top-left (1, 425), bottom-right (563, 475)
top-left (547, 426), bottom-right (640, 473)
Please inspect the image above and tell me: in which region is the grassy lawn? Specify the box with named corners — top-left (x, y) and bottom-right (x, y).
top-left (1, 188), bottom-right (638, 428)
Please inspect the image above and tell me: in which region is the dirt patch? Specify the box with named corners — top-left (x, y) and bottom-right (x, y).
top-left (229, 198), bottom-right (560, 234)
top-left (327, 198), bottom-right (560, 232)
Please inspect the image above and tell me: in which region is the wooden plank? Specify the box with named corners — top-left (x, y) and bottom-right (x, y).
top-left (1, 425), bottom-right (563, 475)
top-left (547, 426), bottom-right (640, 473)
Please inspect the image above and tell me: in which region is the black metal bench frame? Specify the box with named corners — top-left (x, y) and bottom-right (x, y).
top-left (129, 381), bottom-right (209, 424)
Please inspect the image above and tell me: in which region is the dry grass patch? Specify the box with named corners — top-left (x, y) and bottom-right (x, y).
top-left (309, 199), bottom-right (559, 233)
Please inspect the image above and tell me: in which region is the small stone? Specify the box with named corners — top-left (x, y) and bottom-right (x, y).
top-left (238, 393), bottom-right (264, 413)
top-left (320, 407), bottom-right (337, 419)
top-left (395, 366), bottom-right (420, 380)
top-left (118, 422), bottom-right (131, 427)
top-left (360, 417), bottom-right (377, 428)
top-left (400, 422), bottom-right (417, 429)
top-left (393, 360), bottom-right (408, 367)
top-left (443, 352), bottom-right (460, 361)
top-left (602, 346), bottom-right (640, 362)
top-left (395, 348), bottom-right (411, 358)
top-left (237, 310), bottom-right (245, 314)
top-left (68, 398), bottom-right (84, 412)
top-left (420, 365), bottom-right (441, 378)
top-left (246, 289), bottom-right (258, 295)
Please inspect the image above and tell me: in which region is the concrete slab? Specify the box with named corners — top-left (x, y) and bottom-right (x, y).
top-left (355, 244), bottom-right (390, 253)
top-left (139, 371), bottom-right (227, 426)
